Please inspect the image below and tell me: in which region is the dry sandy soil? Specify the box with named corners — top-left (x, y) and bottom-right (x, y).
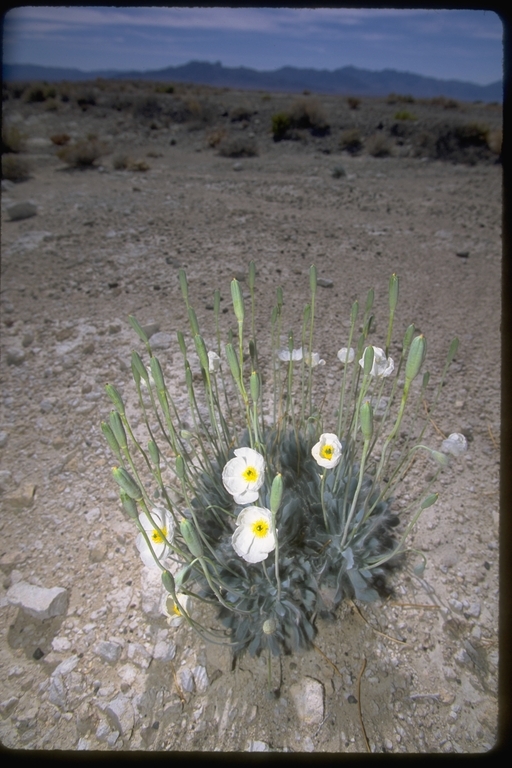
top-left (0, 80), bottom-right (502, 753)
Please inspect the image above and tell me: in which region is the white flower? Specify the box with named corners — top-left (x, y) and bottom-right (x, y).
top-left (304, 351), bottom-right (325, 367)
top-left (162, 592), bottom-right (191, 626)
top-left (278, 347), bottom-right (303, 362)
top-left (337, 347), bottom-right (355, 364)
top-left (441, 433), bottom-right (468, 457)
top-left (208, 350), bottom-right (221, 373)
top-left (140, 367), bottom-right (156, 388)
top-left (231, 506), bottom-right (276, 563)
top-left (135, 507), bottom-right (174, 569)
top-left (222, 447), bottom-right (265, 504)
top-left (311, 433), bottom-right (343, 468)
top-left (359, 346), bottom-right (394, 377)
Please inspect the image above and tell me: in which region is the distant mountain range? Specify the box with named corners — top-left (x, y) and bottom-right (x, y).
top-left (3, 61), bottom-right (503, 103)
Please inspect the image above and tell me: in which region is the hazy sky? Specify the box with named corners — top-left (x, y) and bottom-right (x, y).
top-left (2, 6), bottom-right (504, 85)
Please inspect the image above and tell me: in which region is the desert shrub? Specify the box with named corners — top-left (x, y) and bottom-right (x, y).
top-left (387, 93), bottom-right (414, 104)
top-left (50, 133), bottom-right (71, 146)
top-left (331, 164), bottom-right (346, 178)
top-left (206, 127), bottom-right (228, 148)
top-left (366, 133), bottom-right (392, 157)
top-left (133, 95), bottom-right (162, 120)
top-left (44, 98), bottom-right (59, 111)
top-left (2, 153), bottom-right (31, 182)
top-left (230, 105), bottom-right (253, 122)
top-left (75, 90), bottom-right (97, 108)
top-left (108, 94), bottom-right (134, 111)
top-left (394, 110), bottom-right (417, 121)
top-left (339, 128), bottom-right (363, 155)
top-left (218, 135), bottom-right (258, 158)
top-left (4, 82), bottom-right (26, 100)
top-left (429, 96), bottom-right (459, 109)
top-left (347, 96), bottom-right (361, 110)
top-left (155, 84), bottom-right (175, 94)
top-left (487, 128), bottom-right (502, 155)
top-left (454, 122), bottom-right (490, 146)
top-left (56, 138), bottom-right (107, 168)
top-left (112, 153), bottom-right (130, 170)
top-left (24, 84), bottom-right (46, 103)
top-left (2, 124), bottom-right (24, 153)
top-left (261, 93), bottom-right (271, 101)
top-left (184, 97), bottom-right (216, 125)
top-left (271, 112), bottom-right (291, 141)
top-left (289, 97), bottom-right (328, 131)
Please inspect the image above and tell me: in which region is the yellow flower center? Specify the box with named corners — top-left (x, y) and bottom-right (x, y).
top-left (251, 519), bottom-right (269, 538)
top-left (151, 525), bottom-right (167, 544)
top-left (320, 444), bottom-right (334, 460)
top-left (242, 465), bottom-right (258, 483)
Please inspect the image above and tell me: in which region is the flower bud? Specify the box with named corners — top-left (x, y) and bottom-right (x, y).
top-left (405, 334), bottom-right (426, 384)
top-left (421, 493), bottom-right (438, 510)
top-left (447, 337), bottom-right (459, 365)
top-left (176, 330), bottom-right (187, 359)
top-left (214, 289), bottom-right (221, 316)
top-left (249, 260), bottom-right (256, 292)
top-left (361, 345), bottom-right (375, 376)
top-left (389, 273), bottom-right (399, 312)
top-left (178, 268), bottom-right (189, 304)
top-left (101, 422), bottom-right (122, 461)
top-left (175, 454), bottom-right (186, 480)
top-left (162, 569), bottom-right (176, 595)
top-left (180, 518), bottom-right (203, 558)
top-left (430, 450), bottom-right (450, 467)
top-left (276, 286), bottom-right (283, 309)
top-left (309, 264), bottom-right (317, 295)
top-left (112, 466), bottom-right (142, 500)
top-left (131, 350), bottom-right (148, 385)
top-left (105, 383), bottom-right (125, 414)
top-left (270, 473), bottom-right (283, 514)
top-left (250, 371), bottom-right (260, 403)
top-left (225, 342), bottom-right (241, 381)
top-left (303, 303), bottom-right (311, 325)
top-left (365, 287), bottom-right (374, 313)
top-left (148, 440), bottom-right (160, 466)
top-left (350, 300), bottom-right (359, 324)
top-left (194, 334), bottom-right (209, 374)
top-left (231, 278), bottom-right (245, 323)
top-left (150, 356), bottom-right (165, 391)
top-left (402, 324), bottom-right (415, 353)
top-left (360, 401), bottom-right (373, 441)
top-left (263, 618), bottom-right (277, 635)
top-left (120, 491), bottom-right (138, 519)
top-left (188, 306), bottom-right (200, 336)
top-left (128, 314), bottom-right (149, 344)
top-left (109, 410), bottom-right (127, 449)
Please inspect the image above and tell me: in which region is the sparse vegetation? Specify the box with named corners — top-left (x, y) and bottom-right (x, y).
top-left (271, 97), bottom-right (329, 141)
top-left (50, 133), bottom-right (71, 146)
top-left (387, 93), bottom-right (415, 104)
top-left (154, 83), bottom-right (175, 94)
top-left (230, 105), bottom-right (253, 122)
top-left (339, 128), bottom-right (363, 155)
top-left (347, 96), bottom-right (361, 110)
top-left (394, 110), bottom-right (417, 121)
top-left (218, 134), bottom-right (258, 157)
top-left (56, 138), bottom-right (108, 168)
top-left (2, 153), bottom-right (31, 182)
top-left (2, 124), bottom-right (25, 153)
top-left (271, 112), bottom-right (292, 141)
top-left (487, 128), bottom-right (502, 155)
top-left (366, 133), bottom-right (392, 157)
top-left (206, 127), bottom-right (228, 148)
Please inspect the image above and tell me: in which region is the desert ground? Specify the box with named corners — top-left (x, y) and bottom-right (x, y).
top-left (0, 79), bottom-right (502, 752)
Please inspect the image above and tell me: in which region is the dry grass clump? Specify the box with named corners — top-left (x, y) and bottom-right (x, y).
top-left (133, 95), bottom-right (162, 121)
top-left (366, 133), bottom-right (393, 158)
top-left (2, 153), bottom-right (31, 182)
top-left (428, 96), bottom-right (460, 109)
top-left (487, 128), bottom-right (502, 155)
top-left (112, 154), bottom-right (150, 171)
top-left (154, 83), bottom-right (175, 94)
top-left (347, 96), bottom-right (361, 110)
top-left (339, 128), bottom-right (363, 155)
top-left (2, 124), bottom-right (25, 153)
top-left (50, 133), bottom-right (71, 146)
top-left (387, 93), bottom-right (415, 104)
top-left (289, 97), bottom-right (328, 131)
top-left (56, 138), bottom-right (108, 168)
top-left (206, 127), bottom-right (228, 148)
top-left (229, 105), bottom-right (254, 122)
top-left (218, 134), bottom-right (258, 158)
top-left (394, 110), bottom-right (417, 121)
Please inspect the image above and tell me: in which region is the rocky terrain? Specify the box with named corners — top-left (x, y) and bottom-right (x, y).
top-left (0, 79), bottom-right (502, 753)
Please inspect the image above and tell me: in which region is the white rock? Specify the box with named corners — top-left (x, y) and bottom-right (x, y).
top-left (95, 721), bottom-right (110, 742)
top-left (105, 694), bottom-right (134, 738)
top-left (0, 696), bottom-right (19, 718)
top-left (246, 740), bottom-right (269, 752)
top-left (94, 640), bottom-right (122, 664)
top-left (127, 642), bottom-right (151, 668)
top-left (48, 675), bottom-right (67, 709)
top-left (178, 667), bottom-right (195, 693)
top-left (192, 665), bottom-right (209, 693)
top-left (289, 676), bottom-right (324, 725)
top-left (52, 655), bottom-right (79, 677)
top-left (7, 581), bottom-right (69, 620)
top-left (52, 637), bottom-right (71, 653)
top-left (153, 640), bottom-right (176, 662)
top-left (149, 332), bottom-right (173, 350)
top-left (85, 507), bottom-right (101, 524)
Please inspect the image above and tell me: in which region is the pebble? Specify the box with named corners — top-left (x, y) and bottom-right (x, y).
top-left (153, 639), bottom-right (177, 662)
top-left (178, 667), bottom-right (195, 693)
top-left (316, 278), bottom-right (333, 288)
top-left (192, 665), bottom-right (209, 693)
top-left (52, 636), bottom-right (72, 653)
top-left (246, 740), bottom-right (269, 751)
top-left (0, 433), bottom-right (9, 449)
top-left (7, 581), bottom-right (69, 620)
top-left (105, 694), bottom-right (134, 738)
top-left (3, 483), bottom-right (36, 509)
top-left (93, 640), bottom-right (123, 664)
top-left (148, 331), bottom-right (173, 350)
top-left (6, 348), bottom-right (26, 366)
top-left (141, 322), bottom-right (160, 339)
top-left (127, 642), bottom-right (151, 668)
top-left (0, 697), bottom-right (20, 718)
top-left (85, 507), bottom-right (101, 524)
top-left (289, 677), bottom-right (324, 725)
top-left (7, 202), bottom-right (37, 221)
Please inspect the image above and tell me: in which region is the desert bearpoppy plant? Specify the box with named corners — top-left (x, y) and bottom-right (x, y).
top-left (102, 265), bottom-right (465, 667)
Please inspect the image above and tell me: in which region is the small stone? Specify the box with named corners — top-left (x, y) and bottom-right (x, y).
top-left (317, 278), bottom-right (333, 288)
top-left (105, 694), bottom-right (134, 738)
top-left (6, 348), bottom-right (26, 365)
top-left (0, 433), bottom-right (9, 449)
top-left (52, 656), bottom-right (79, 677)
top-left (94, 640), bottom-right (122, 664)
top-left (48, 675), bottom-right (67, 709)
top-left (0, 550), bottom-right (24, 573)
top-left (95, 721), bottom-right (110, 742)
top-left (290, 677), bottom-right (324, 725)
top-left (7, 581), bottom-right (69, 620)
top-left (77, 738), bottom-right (91, 750)
top-left (7, 202), bottom-right (37, 221)
top-left (466, 602), bottom-right (481, 618)
top-left (22, 332), bottom-right (34, 347)
top-left (85, 507), bottom-right (101, 524)
top-left (52, 637), bottom-right (72, 653)
top-left (456, 251), bottom-right (469, 259)
top-left (83, 341), bottom-right (95, 354)
top-left (89, 540), bottom-right (107, 563)
top-left (107, 731), bottom-right (120, 747)
top-left (40, 397), bottom-right (56, 413)
top-left (127, 642), bottom-right (151, 669)
top-left (178, 667), bottom-right (195, 693)
top-left (246, 740), bottom-right (269, 751)
top-left (108, 323), bottom-right (122, 335)
top-left (192, 665), bottom-right (209, 693)
top-left (233, 162), bottom-right (243, 171)
top-left (0, 697), bottom-right (19, 718)
top-left (141, 322), bottom-right (160, 339)
top-left (153, 640), bottom-right (176, 662)
top-left (148, 331), bottom-right (172, 350)
top-left (3, 483), bottom-right (36, 509)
